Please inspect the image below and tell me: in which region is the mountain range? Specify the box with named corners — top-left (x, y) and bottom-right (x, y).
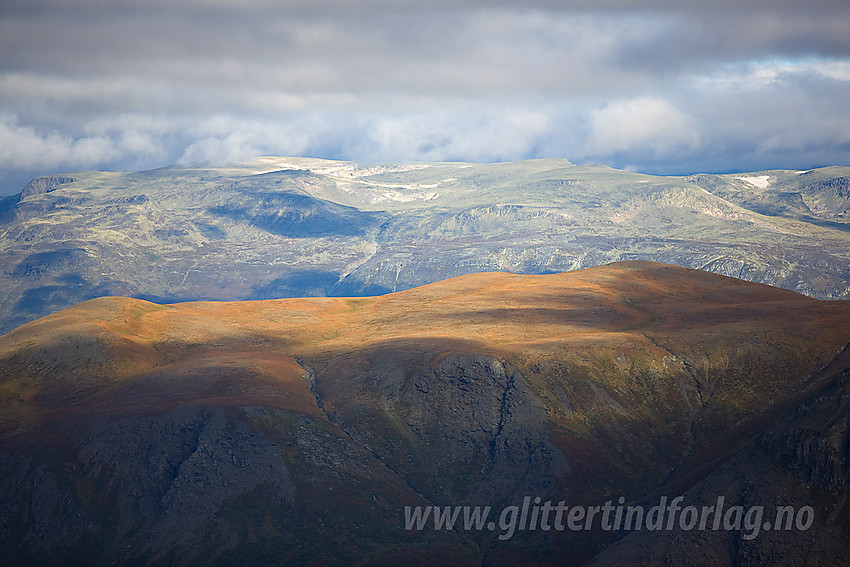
top-left (1, 157), bottom-right (849, 335)
top-left (1, 262), bottom-right (849, 565)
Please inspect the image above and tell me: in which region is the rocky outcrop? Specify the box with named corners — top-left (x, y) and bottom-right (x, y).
top-left (314, 350), bottom-right (569, 504)
top-left (584, 367), bottom-right (850, 567)
top-left (0, 407), bottom-right (298, 563)
top-left (20, 176), bottom-right (75, 199)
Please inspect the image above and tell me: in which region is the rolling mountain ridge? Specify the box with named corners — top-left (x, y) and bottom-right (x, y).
top-left (1, 157), bottom-right (848, 335)
top-left (1, 262), bottom-right (849, 565)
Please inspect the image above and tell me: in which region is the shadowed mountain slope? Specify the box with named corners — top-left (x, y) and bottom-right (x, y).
top-left (1, 261), bottom-right (849, 565)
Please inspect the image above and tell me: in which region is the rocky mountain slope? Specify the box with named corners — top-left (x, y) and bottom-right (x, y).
top-left (1, 262), bottom-right (849, 565)
top-left (1, 157), bottom-right (849, 334)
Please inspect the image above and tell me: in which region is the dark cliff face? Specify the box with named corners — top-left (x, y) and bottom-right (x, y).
top-left (20, 176), bottom-right (76, 199)
top-left (1, 262), bottom-right (849, 565)
top-left (585, 362), bottom-right (850, 567)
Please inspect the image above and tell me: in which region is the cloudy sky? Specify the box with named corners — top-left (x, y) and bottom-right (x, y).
top-left (1, 0), bottom-right (849, 194)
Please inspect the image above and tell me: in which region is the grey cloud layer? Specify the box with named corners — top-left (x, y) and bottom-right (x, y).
top-left (1, 0), bottom-right (848, 193)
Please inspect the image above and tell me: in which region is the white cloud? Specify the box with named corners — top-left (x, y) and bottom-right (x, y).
top-left (583, 97), bottom-right (700, 157)
top-left (0, 114), bottom-right (117, 170)
top-left (352, 108), bottom-right (552, 163)
top-left (0, 113), bottom-right (173, 173)
top-left (177, 116), bottom-right (315, 165)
